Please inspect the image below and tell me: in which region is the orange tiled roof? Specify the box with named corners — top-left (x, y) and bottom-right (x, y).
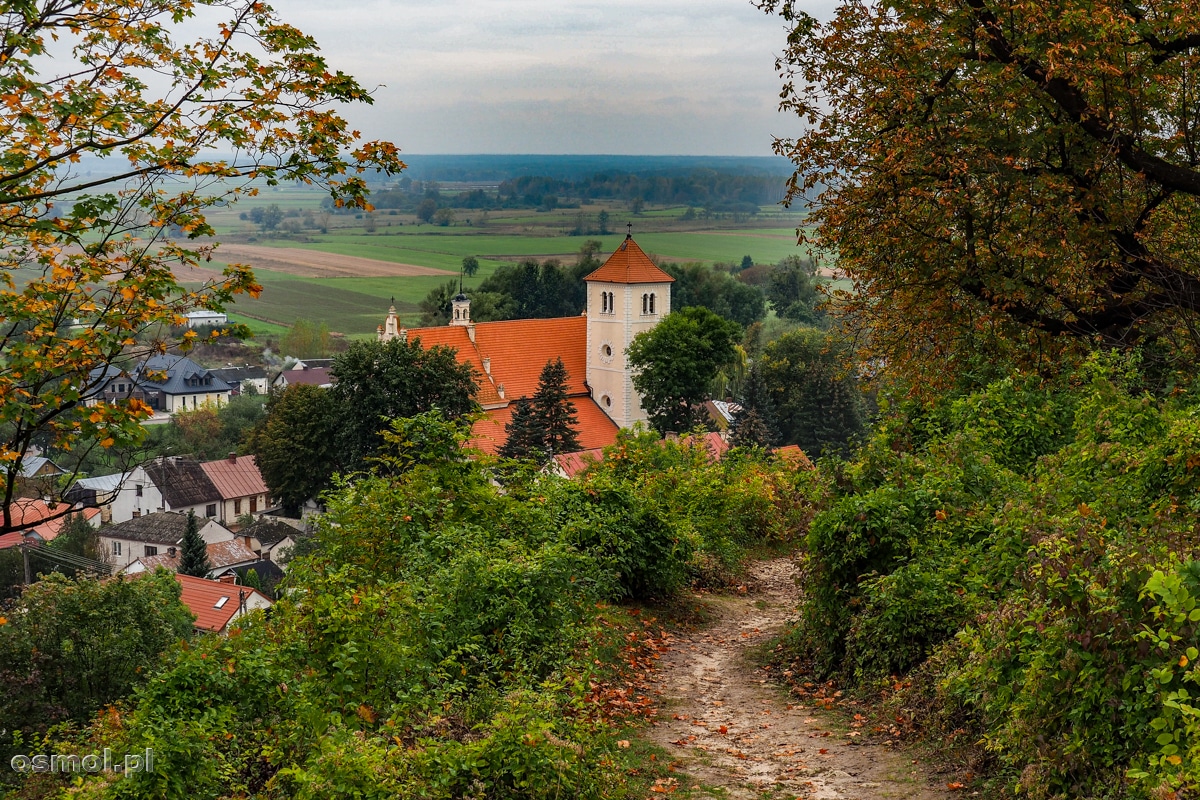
top-left (201, 455), bottom-right (268, 501)
top-left (554, 447), bottom-right (605, 478)
top-left (173, 573), bottom-right (271, 633)
top-left (406, 316), bottom-right (590, 407)
top-left (2, 499), bottom-right (100, 542)
top-left (774, 444), bottom-right (815, 470)
top-left (584, 236), bottom-right (674, 285)
top-left (468, 396), bottom-right (620, 456)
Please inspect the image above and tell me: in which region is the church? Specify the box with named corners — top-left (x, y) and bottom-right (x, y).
top-left (377, 234), bottom-right (674, 454)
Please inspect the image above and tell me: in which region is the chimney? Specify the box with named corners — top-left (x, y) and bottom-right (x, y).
top-left (497, 383), bottom-right (505, 400)
top-left (167, 546), bottom-right (176, 558)
top-left (227, 452), bottom-right (237, 463)
top-left (218, 573), bottom-right (237, 584)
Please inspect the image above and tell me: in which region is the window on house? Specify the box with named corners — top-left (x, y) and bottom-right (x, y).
top-left (234, 499), bottom-right (241, 515)
top-left (112, 541), bottom-right (121, 556)
top-left (250, 497), bottom-right (258, 513)
top-left (206, 503), bottom-right (217, 518)
top-left (135, 484), bottom-right (143, 497)
top-left (144, 545), bottom-right (157, 557)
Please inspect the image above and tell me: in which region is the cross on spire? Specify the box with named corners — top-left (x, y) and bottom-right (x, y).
top-left (626, 222), bottom-right (632, 239)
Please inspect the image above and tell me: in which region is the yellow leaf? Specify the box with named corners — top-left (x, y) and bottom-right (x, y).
top-left (1180, 655), bottom-right (1189, 668)
top-left (1167, 754), bottom-right (1183, 766)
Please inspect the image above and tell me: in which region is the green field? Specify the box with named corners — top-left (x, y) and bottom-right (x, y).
top-left (190, 188), bottom-right (812, 337)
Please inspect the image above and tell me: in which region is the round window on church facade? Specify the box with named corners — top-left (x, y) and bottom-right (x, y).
top-left (602, 394), bottom-right (612, 408)
top-left (602, 344), bottom-right (612, 357)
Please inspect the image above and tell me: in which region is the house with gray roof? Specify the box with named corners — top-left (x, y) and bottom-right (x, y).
top-left (96, 457), bottom-right (223, 524)
top-left (98, 511), bottom-right (233, 569)
top-left (88, 354), bottom-right (232, 414)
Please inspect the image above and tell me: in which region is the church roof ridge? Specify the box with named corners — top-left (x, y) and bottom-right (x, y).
top-left (584, 235), bottom-right (675, 284)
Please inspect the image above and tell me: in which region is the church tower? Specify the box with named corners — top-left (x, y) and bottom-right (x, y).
top-left (585, 232), bottom-right (674, 429)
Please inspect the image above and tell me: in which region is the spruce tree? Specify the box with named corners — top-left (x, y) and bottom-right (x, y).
top-left (177, 510), bottom-right (211, 578)
top-left (533, 357), bottom-right (581, 456)
top-left (731, 363), bottom-right (780, 449)
top-left (499, 397), bottom-right (545, 461)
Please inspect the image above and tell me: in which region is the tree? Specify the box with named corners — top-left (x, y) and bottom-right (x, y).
top-left (766, 256), bottom-right (824, 324)
top-left (499, 398), bottom-right (545, 461)
top-left (760, 0), bottom-right (1200, 387)
top-left (281, 318), bottom-right (332, 359)
top-left (178, 510), bottom-right (211, 578)
top-left (416, 198), bottom-right (438, 223)
top-left (628, 307), bottom-right (741, 434)
top-left (249, 384), bottom-right (339, 515)
top-left (758, 328), bottom-right (866, 456)
top-left (462, 256), bottom-right (481, 279)
top-left (0, 571), bottom-right (194, 746)
top-left (534, 358), bottom-right (582, 456)
top-left (330, 338), bottom-right (478, 470)
top-left (0, 0), bottom-right (401, 534)
top-left (665, 261), bottom-right (766, 328)
top-left (242, 568), bottom-right (262, 592)
top-left (730, 364), bottom-right (779, 449)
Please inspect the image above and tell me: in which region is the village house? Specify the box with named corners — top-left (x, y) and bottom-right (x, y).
top-left (0, 500), bottom-right (101, 550)
top-left (209, 365), bottom-right (269, 395)
top-left (121, 537), bottom-right (259, 578)
top-left (64, 472), bottom-right (131, 524)
top-left (15, 456), bottom-right (65, 499)
top-left (89, 354), bottom-right (233, 414)
top-left (171, 573), bottom-right (273, 634)
top-left (377, 234), bottom-right (673, 454)
top-left (200, 454), bottom-right (270, 525)
top-left (183, 310), bottom-right (228, 328)
top-left (271, 358), bottom-right (334, 391)
top-left (235, 517), bottom-right (300, 562)
top-left (98, 511), bottom-right (233, 570)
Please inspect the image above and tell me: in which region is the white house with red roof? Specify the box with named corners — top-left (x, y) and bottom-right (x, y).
top-left (172, 573), bottom-right (272, 634)
top-left (377, 234), bottom-right (673, 454)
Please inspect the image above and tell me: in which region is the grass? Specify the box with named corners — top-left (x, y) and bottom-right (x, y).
top-left (186, 192), bottom-right (819, 336)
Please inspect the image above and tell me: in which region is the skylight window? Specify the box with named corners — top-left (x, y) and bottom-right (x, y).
top-left (214, 596), bottom-right (228, 609)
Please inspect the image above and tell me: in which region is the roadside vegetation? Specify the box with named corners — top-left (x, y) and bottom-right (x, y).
top-left (4, 415), bottom-right (819, 799)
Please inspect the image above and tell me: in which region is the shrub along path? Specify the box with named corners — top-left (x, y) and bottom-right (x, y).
top-left (643, 558), bottom-right (955, 799)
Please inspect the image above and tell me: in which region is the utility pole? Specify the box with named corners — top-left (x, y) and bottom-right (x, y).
top-left (22, 543), bottom-right (30, 585)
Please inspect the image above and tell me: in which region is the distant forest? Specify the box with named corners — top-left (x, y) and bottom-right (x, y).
top-left (393, 154), bottom-right (794, 182)
top-left (360, 169), bottom-right (786, 218)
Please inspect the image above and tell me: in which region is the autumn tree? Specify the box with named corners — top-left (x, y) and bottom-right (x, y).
top-left (0, 0), bottom-right (402, 533)
top-left (760, 0), bottom-right (1200, 388)
top-left (628, 307), bottom-right (741, 434)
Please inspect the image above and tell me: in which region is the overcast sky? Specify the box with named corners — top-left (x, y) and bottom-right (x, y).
top-left (270, 0), bottom-right (806, 156)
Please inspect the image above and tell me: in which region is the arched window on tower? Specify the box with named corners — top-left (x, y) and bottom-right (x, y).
top-left (642, 293), bottom-right (649, 315)
top-left (601, 292), bottom-right (608, 314)
top-left (649, 293), bottom-right (656, 314)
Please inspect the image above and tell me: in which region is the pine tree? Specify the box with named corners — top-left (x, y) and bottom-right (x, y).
top-left (533, 357), bottom-right (581, 456)
top-left (499, 398), bottom-right (546, 461)
top-left (177, 510), bottom-right (211, 578)
top-left (731, 363), bottom-right (780, 449)
top-left (243, 568), bottom-right (262, 592)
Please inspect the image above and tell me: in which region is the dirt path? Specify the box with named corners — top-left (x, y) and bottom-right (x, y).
top-left (644, 558), bottom-right (955, 800)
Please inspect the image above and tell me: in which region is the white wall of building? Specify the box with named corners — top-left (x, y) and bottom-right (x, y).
top-left (585, 279), bottom-right (671, 429)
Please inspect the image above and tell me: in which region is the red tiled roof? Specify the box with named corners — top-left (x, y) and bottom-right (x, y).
top-left (406, 316), bottom-right (589, 407)
top-left (0, 532), bottom-right (25, 550)
top-left (0, 500), bottom-right (99, 542)
top-left (279, 367), bottom-right (332, 387)
top-left (554, 447), bottom-right (604, 478)
top-left (201, 455), bottom-right (268, 500)
top-left (173, 573), bottom-right (271, 633)
top-left (584, 236), bottom-right (674, 284)
top-left (775, 444), bottom-right (815, 470)
top-left (136, 538), bottom-right (258, 572)
top-left (468, 396), bottom-right (620, 456)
